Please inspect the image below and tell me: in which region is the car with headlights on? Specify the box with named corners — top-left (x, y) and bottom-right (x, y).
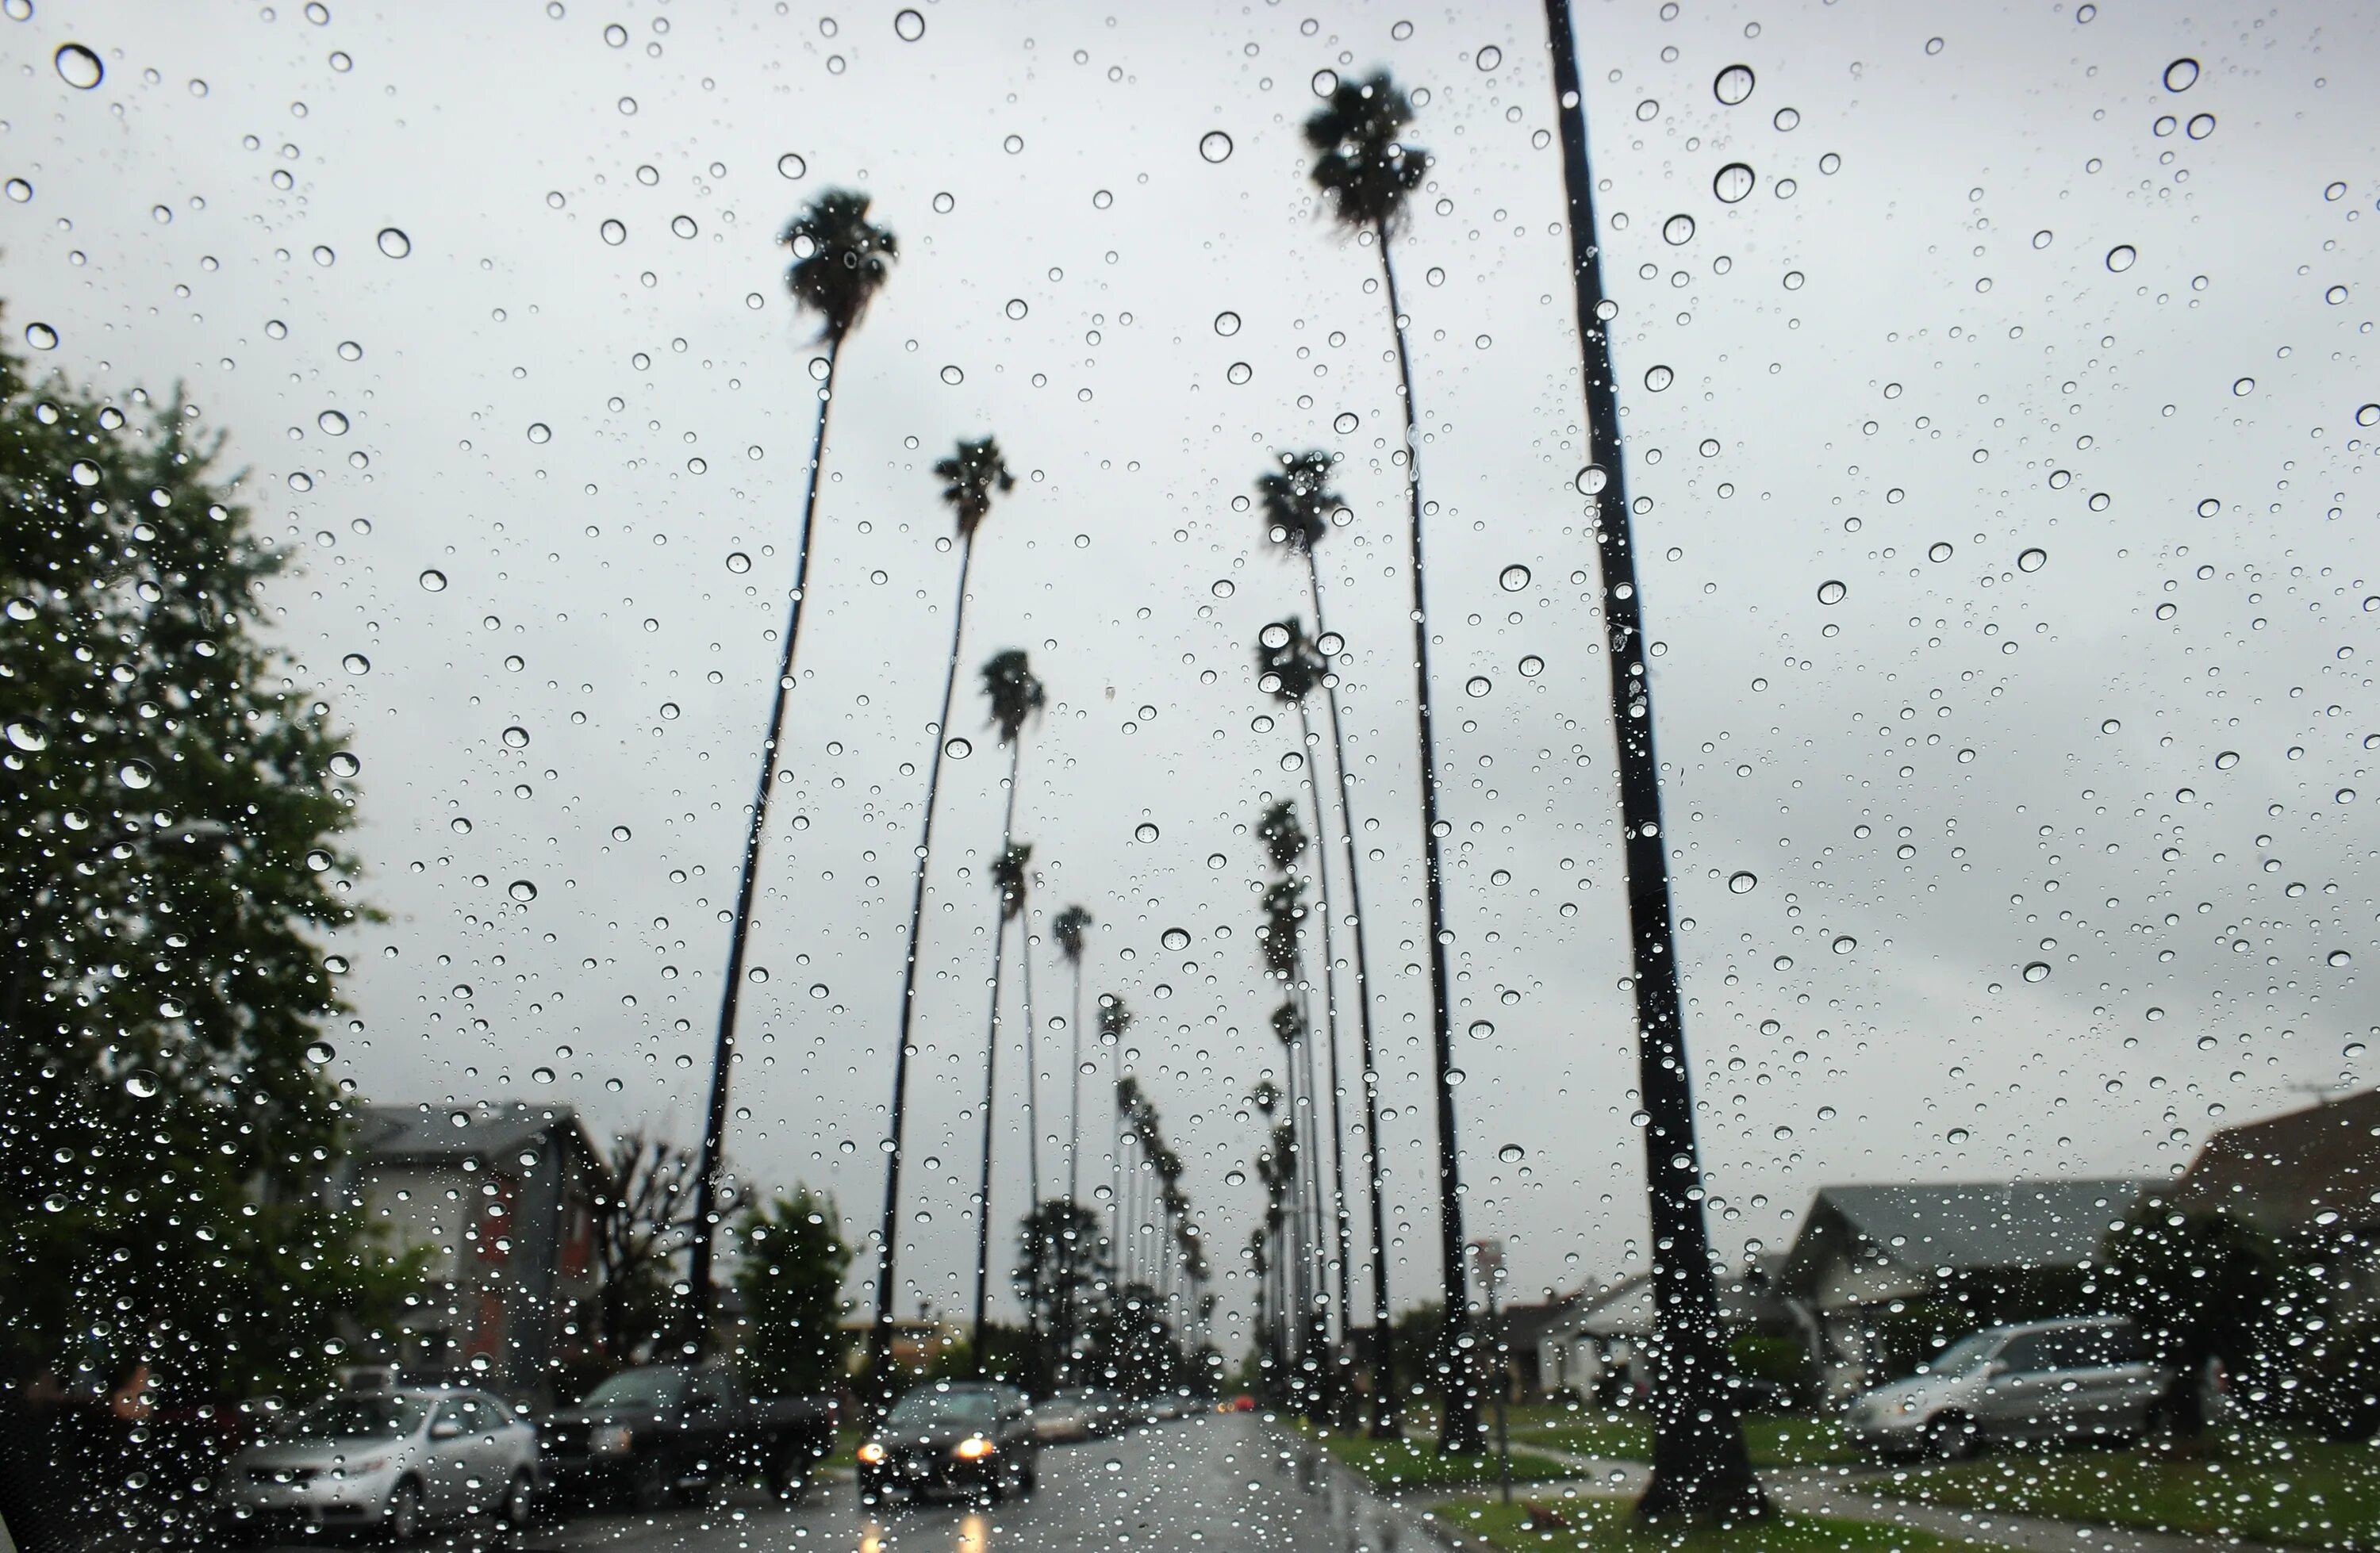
top-left (219, 1386), bottom-right (539, 1543)
top-left (1845, 1317), bottom-right (2173, 1459)
top-left (858, 1382), bottom-right (1038, 1506)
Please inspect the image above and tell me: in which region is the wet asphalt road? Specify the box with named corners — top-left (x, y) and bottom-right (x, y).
top-left (256, 1413), bottom-right (1419, 1553)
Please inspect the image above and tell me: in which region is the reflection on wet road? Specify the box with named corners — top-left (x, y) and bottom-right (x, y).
top-left (512, 1413), bottom-right (1409, 1552)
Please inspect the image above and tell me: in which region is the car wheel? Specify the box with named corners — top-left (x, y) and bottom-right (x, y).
top-left (1926, 1412), bottom-right (1979, 1461)
top-left (383, 1478), bottom-right (424, 1544)
top-left (631, 1455), bottom-right (674, 1513)
top-left (502, 1468), bottom-right (536, 1528)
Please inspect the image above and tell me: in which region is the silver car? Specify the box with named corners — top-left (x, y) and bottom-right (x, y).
top-left (1846, 1316), bottom-right (2174, 1459)
top-left (221, 1386), bottom-right (541, 1540)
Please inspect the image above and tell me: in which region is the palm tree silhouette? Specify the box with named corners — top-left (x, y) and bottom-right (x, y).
top-left (1052, 903), bottom-right (1094, 1380)
top-left (1539, 1), bottom-right (1764, 1518)
top-left (688, 190), bottom-right (896, 1347)
top-left (864, 435), bottom-right (1017, 1410)
top-left (1305, 71), bottom-right (1476, 1451)
top-left (981, 650), bottom-right (1050, 1205)
top-left (972, 839), bottom-right (1031, 1375)
top-left (1100, 994), bottom-right (1135, 1290)
top-left (1257, 618), bottom-right (1360, 1421)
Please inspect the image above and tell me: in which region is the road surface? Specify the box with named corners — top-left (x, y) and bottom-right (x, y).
top-left (248, 1413), bottom-right (1422, 1553)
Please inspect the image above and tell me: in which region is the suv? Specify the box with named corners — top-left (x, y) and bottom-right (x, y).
top-left (1846, 1317), bottom-right (2173, 1459)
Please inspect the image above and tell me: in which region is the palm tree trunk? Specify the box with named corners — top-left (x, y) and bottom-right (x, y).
top-left (1372, 225), bottom-right (1477, 1453)
top-left (689, 334), bottom-right (841, 1352)
top-left (1302, 556), bottom-right (1401, 1435)
top-left (970, 910), bottom-right (1010, 1378)
top-left (1539, 0), bottom-right (1765, 1519)
top-left (1296, 984), bottom-right (1332, 1413)
top-left (1067, 964), bottom-right (1084, 1209)
top-left (1293, 707), bottom-right (1356, 1408)
top-left (865, 530), bottom-right (979, 1413)
top-left (1019, 911), bottom-right (1045, 1389)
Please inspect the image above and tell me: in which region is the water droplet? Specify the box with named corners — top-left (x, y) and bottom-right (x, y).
top-left (2163, 56), bottom-right (2199, 91)
top-left (1517, 655), bottom-right (1545, 678)
top-left (305, 849), bottom-right (334, 872)
top-left (317, 409), bottom-right (350, 436)
top-left (1662, 213), bottom-right (1696, 245)
top-left (1713, 163), bottom-right (1756, 203)
top-left (1226, 361), bottom-right (1253, 385)
top-left (1728, 871), bottom-right (1757, 894)
top-left (306, 1041), bottom-right (336, 1064)
top-left (1831, 934), bottom-right (1856, 954)
top-left (671, 214), bottom-right (698, 240)
top-left (600, 218), bottom-right (627, 246)
top-left (777, 152), bottom-right (808, 180)
top-left (509, 879), bottom-right (538, 903)
top-left (2213, 750), bottom-right (2240, 770)
top-left (1312, 68), bottom-right (1340, 98)
top-left (54, 44), bottom-right (103, 90)
top-left (2330, 949), bottom-right (2353, 967)
top-left (725, 551), bottom-right (753, 575)
top-left (416, 569), bottom-right (449, 593)
top-left (2228, 375), bottom-right (2259, 397)
top-left (893, 7), bottom-right (924, 40)
top-left (329, 752), bottom-right (361, 777)
top-left (2102, 718), bottom-right (2121, 734)
top-left (2186, 113), bottom-right (2216, 140)
top-left (1643, 364), bottom-right (1676, 392)
top-left (125, 1071), bottom-right (159, 1099)
top-left (375, 227), bottom-right (411, 259)
top-left (342, 652), bottom-right (370, 675)
top-left (1498, 1144), bottom-right (1525, 1164)
top-left (1947, 1126), bottom-right (1971, 1145)
top-left (3, 178), bottom-right (28, 203)
top-left (2105, 243), bottom-right (2136, 273)
top-left (1499, 564), bottom-right (1532, 592)
top-left (1474, 44), bottom-right (1502, 71)
top-left (1575, 466), bottom-right (1609, 495)
top-left (1446, 1068), bottom-right (1467, 1086)
top-left (2017, 547), bottom-right (2047, 573)
top-left (941, 364), bottom-right (965, 385)
top-left (23, 322), bottom-right (58, 351)
top-left (1213, 310), bottom-right (1242, 336)
top-left (501, 726), bottom-right (530, 749)
top-left (5, 719), bottom-right (45, 752)
top-left (1467, 1019), bottom-right (1495, 1041)
top-left (2017, 961), bottom-right (2051, 983)
top-left (527, 422), bottom-right (552, 443)
top-left (945, 736), bottom-right (973, 759)
top-left (1134, 823), bottom-right (1159, 842)
top-left (1816, 579), bottom-right (1848, 606)
top-left (1772, 105), bottom-right (1799, 131)
top-left (532, 1066), bottom-right (556, 1084)
top-left (1211, 578), bottom-right (1235, 599)
top-left (1465, 676), bottom-right (1492, 698)
top-left (1162, 927), bottom-right (1191, 950)
top-left (1333, 412), bottom-right (1360, 435)
top-left (1199, 130), bottom-right (1234, 163)
top-left (1316, 631), bottom-right (1345, 656)
top-left (1714, 63), bottom-right (1756, 105)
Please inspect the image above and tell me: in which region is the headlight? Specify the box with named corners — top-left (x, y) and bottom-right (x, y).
top-left (954, 1436), bottom-right (995, 1461)
top-left (590, 1425), bottom-right (634, 1456)
top-left (856, 1442), bottom-right (887, 1465)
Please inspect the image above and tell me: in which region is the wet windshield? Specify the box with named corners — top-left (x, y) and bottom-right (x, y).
top-left (271, 1397), bottom-right (426, 1441)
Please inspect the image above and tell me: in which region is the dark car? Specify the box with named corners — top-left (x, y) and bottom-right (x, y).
top-left (541, 1363), bottom-right (835, 1509)
top-left (857, 1382), bottom-right (1038, 1507)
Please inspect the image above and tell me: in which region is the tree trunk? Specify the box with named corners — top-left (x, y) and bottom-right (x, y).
top-left (1302, 554), bottom-right (1400, 1436)
top-left (865, 531), bottom-right (979, 1415)
top-left (971, 738), bottom-right (1027, 1378)
top-left (1019, 893), bottom-right (1044, 1389)
top-left (1372, 228), bottom-right (1477, 1455)
top-left (689, 334), bottom-right (842, 1354)
top-left (1540, 0), bottom-right (1768, 1522)
top-left (1296, 703), bottom-right (1357, 1417)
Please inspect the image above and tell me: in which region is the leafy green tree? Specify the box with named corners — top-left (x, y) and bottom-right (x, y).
top-left (735, 1187), bottom-right (854, 1398)
top-left (0, 332), bottom-right (412, 1409)
top-left (1015, 1197), bottom-right (1107, 1363)
top-left (2102, 1202), bottom-right (2290, 1432)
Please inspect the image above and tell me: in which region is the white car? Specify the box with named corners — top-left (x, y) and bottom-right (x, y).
top-left (221, 1386), bottom-right (540, 1541)
top-left (1845, 1316), bottom-right (2174, 1459)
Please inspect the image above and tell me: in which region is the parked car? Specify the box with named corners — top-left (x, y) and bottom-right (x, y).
top-left (857, 1382), bottom-right (1039, 1506)
top-left (220, 1386), bottom-right (539, 1543)
top-left (1030, 1394), bottom-right (1096, 1444)
top-left (1845, 1316), bottom-right (2175, 1459)
top-left (540, 1363), bottom-right (835, 1509)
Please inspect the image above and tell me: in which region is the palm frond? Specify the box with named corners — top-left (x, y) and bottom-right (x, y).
top-left (1257, 450), bottom-right (1338, 556)
top-left (1303, 72), bottom-right (1429, 234)
top-left (781, 190), bottom-right (897, 340)
top-left (980, 648), bottom-right (1048, 746)
top-left (934, 435), bottom-right (1016, 539)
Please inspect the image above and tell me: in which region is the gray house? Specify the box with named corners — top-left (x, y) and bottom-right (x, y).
top-left (337, 1102), bottom-right (609, 1402)
top-left (1774, 1177), bottom-right (2153, 1397)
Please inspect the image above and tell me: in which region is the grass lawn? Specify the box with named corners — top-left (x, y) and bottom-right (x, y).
top-left (1872, 1432), bottom-right (2380, 1549)
top-left (1432, 1494), bottom-right (2008, 1552)
top-left (1521, 1412), bottom-right (1853, 1470)
top-left (1308, 1428), bottom-right (1584, 1494)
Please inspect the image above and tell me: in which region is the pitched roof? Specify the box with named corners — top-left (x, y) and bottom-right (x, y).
top-left (351, 1101), bottom-right (604, 1175)
top-left (2172, 1087), bottom-right (2380, 1230)
top-left (1785, 1178), bottom-right (2152, 1283)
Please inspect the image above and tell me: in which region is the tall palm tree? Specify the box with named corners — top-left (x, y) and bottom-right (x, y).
top-left (1540, 1), bottom-right (1764, 1520)
top-left (1257, 619), bottom-right (1357, 1416)
top-left (1100, 993), bottom-right (1134, 1287)
top-left (865, 435), bottom-right (1017, 1409)
top-left (972, 840), bottom-right (1031, 1375)
top-left (1257, 453), bottom-right (1400, 1433)
top-left (980, 649), bottom-right (1050, 1227)
top-left (687, 190), bottom-right (896, 1344)
top-left (1052, 903), bottom-right (1093, 1381)
top-left (1305, 73), bottom-right (1475, 1451)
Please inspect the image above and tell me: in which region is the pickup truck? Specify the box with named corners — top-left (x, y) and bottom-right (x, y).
top-left (540, 1363), bottom-right (835, 1509)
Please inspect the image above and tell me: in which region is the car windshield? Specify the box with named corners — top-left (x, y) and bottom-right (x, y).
top-left (272, 1397), bottom-right (426, 1441)
top-left (581, 1371), bottom-right (689, 1410)
top-left (1923, 1334), bottom-right (2003, 1377)
top-left (886, 1391), bottom-right (1004, 1431)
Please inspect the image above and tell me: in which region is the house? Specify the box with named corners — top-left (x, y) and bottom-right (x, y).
top-left (1528, 1263), bottom-right (1787, 1402)
top-left (336, 1102), bottom-right (610, 1403)
top-left (2171, 1087), bottom-right (2380, 1309)
top-left (1774, 1177), bottom-right (2153, 1397)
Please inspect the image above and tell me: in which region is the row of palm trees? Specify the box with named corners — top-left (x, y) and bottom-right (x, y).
top-left (687, 9), bottom-right (1768, 1523)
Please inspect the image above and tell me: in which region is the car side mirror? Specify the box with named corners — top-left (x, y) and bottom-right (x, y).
top-left (430, 1420), bottom-right (465, 1441)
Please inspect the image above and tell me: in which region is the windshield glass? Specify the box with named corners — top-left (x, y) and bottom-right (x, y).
top-left (580, 1371), bottom-right (689, 1411)
top-left (273, 1397), bottom-right (426, 1441)
top-left (885, 1391), bottom-right (1003, 1431)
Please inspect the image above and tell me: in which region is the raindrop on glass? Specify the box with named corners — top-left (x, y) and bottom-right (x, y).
top-left (419, 569), bottom-right (447, 592)
top-left (342, 653), bottom-right (370, 675)
top-left (1728, 871), bottom-right (1757, 894)
top-left (2021, 961), bottom-right (2051, 982)
top-left (893, 7), bottom-right (924, 40)
top-left (23, 322), bottom-right (58, 351)
top-left (1714, 63), bottom-right (1755, 105)
top-left (1643, 364), bottom-right (1675, 392)
top-left (1134, 823), bottom-right (1159, 842)
top-left (2106, 243), bottom-right (2136, 273)
top-left (2163, 56), bottom-right (2199, 91)
top-left (1199, 130), bottom-right (1234, 163)
top-left (527, 422), bottom-right (552, 443)
top-left (375, 227), bottom-right (411, 258)
top-left (1662, 213), bottom-right (1696, 245)
top-left (1162, 927), bottom-right (1192, 951)
top-left (1226, 362), bottom-right (1253, 385)
top-left (600, 219), bottom-right (627, 246)
top-left (1465, 676), bottom-right (1491, 698)
top-left (1214, 310), bottom-right (1242, 336)
top-left (1713, 162), bottom-right (1756, 203)
top-left (54, 44), bottom-right (104, 90)
top-left (1816, 579), bottom-right (1848, 605)
top-left (1475, 44), bottom-right (1502, 71)
top-left (1498, 1144), bottom-right (1525, 1164)
top-left (508, 880), bottom-right (538, 903)
top-left (945, 736), bottom-right (973, 759)
top-left (1499, 564), bottom-right (1531, 592)
top-left (1831, 935), bottom-right (1856, 953)
top-left (2017, 547), bottom-right (2047, 573)
top-left (777, 152), bottom-right (808, 179)
top-left (1518, 655), bottom-right (1544, 678)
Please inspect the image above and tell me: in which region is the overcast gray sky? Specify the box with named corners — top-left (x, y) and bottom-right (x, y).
top-left (8, 0), bottom-right (2378, 1349)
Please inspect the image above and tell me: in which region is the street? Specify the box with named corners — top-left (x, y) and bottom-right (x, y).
top-left (244, 1414), bottom-right (1415, 1553)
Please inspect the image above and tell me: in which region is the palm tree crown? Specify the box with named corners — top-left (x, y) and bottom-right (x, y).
top-left (1257, 877), bottom-right (1306, 982)
top-left (781, 190), bottom-right (897, 340)
top-left (1098, 994), bottom-right (1134, 1049)
top-left (1257, 619), bottom-right (1323, 705)
top-left (992, 842), bottom-right (1032, 923)
top-left (1054, 904), bottom-right (1092, 964)
top-left (1257, 451), bottom-right (1339, 555)
top-left (1257, 800), bottom-right (1309, 876)
top-left (1304, 74), bottom-right (1430, 235)
top-left (935, 436), bottom-right (1016, 539)
top-left (981, 649), bottom-right (1047, 748)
